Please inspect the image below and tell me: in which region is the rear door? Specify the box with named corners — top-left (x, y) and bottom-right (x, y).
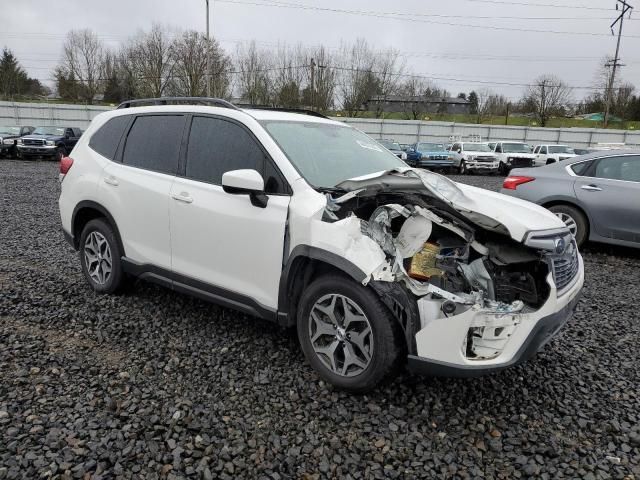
top-left (100, 114), bottom-right (186, 270)
top-left (574, 154), bottom-right (640, 243)
top-left (169, 115), bottom-right (290, 310)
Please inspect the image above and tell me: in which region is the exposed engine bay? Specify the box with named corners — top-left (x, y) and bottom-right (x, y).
top-left (322, 170), bottom-right (554, 361)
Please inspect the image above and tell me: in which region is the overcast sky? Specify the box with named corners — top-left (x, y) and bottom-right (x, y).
top-left (3, 0), bottom-right (639, 101)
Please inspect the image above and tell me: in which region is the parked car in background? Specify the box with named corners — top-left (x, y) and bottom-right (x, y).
top-left (501, 151), bottom-right (640, 248)
top-left (0, 125), bottom-right (34, 158)
top-left (533, 144), bottom-right (576, 166)
top-left (492, 141), bottom-right (536, 174)
top-left (377, 139), bottom-right (407, 160)
top-left (405, 142), bottom-right (454, 171)
top-left (449, 142), bottom-right (499, 174)
top-left (18, 126), bottom-right (82, 161)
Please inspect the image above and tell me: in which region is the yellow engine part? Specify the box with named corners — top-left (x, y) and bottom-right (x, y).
top-left (408, 242), bottom-right (444, 280)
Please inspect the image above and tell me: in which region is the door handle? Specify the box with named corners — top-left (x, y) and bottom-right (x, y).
top-left (171, 193), bottom-right (194, 204)
top-left (581, 184), bottom-right (602, 192)
top-left (104, 176), bottom-right (119, 187)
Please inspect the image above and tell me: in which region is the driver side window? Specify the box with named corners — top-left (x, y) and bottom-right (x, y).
top-left (185, 116), bottom-right (289, 195)
top-left (540, 146), bottom-right (548, 154)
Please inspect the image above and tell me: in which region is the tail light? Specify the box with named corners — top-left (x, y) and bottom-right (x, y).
top-left (59, 156), bottom-right (74, 182)
top-left (503, 176), bottom-right (535, 190)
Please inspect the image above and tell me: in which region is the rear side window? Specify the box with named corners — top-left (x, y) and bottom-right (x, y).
top-left (89, 116), bottom-right (130, 160)
top-left (594, 155), bottom-right (640, 182)
top-left (185, 116), bottom-right (288, 194)
top-left (122, 115), bottom-right (185, 175)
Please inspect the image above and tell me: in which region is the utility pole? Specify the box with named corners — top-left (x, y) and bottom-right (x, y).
top-left (539, 79), bottom-right (547, 127)
top-left (205, 0), bottom-right (212, 97)
top-left (604, 0), bottom-right (633, 127)
top-left (310, 58), bottom-right (316, 111)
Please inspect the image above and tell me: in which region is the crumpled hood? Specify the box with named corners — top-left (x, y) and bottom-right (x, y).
top-left (335, 168), bottom-right (564, 242)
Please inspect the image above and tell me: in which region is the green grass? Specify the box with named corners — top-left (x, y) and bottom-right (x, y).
top-left (329, 110), bottom-right (640, 131)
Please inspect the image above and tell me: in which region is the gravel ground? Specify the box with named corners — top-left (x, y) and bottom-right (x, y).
top-left (1, 160), bottom-right (639, 480)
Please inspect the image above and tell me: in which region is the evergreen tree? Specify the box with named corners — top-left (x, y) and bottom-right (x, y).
top-left (468, 91), bottom-right (479, 115)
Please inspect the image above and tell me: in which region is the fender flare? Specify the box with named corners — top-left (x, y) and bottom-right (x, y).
top-left (277, 245), bottom-right (367, 326)
top-left (71, 201), bottom-right (125, 255)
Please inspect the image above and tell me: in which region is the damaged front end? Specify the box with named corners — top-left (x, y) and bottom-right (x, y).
top-left (322, 169), bottom-right (583, 374)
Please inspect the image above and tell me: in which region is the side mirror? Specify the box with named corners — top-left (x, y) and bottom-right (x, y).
top-left (222, 169), bottom-right (268, 208)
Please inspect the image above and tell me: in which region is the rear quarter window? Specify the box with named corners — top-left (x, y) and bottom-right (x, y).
top-left (570, 161), bottom-right (592, 176)
top-left (89, 116), bottom-right (131, 161)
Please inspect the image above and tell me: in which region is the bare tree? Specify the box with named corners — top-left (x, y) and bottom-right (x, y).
top-left (122, 24), bottom-right (176, 98)
top-left (398, 76), bottom-right (427, 120)
top-left (475, 88), bottom-right (495, 124)
top-left (236, 41), bottom-right (272, 105)
top-left (524, 75), bottom-right (572, 127)
top-left (272, 44), bottom-right (306, 107)
top-left (170, 31), bottom-right (232, 97)
top-left (339, 39), bottom-right (377, 117)
top-left (58, 29), bottom-right (105, 103)
top-left (307, 46), bottom-right (336, 111)
top-left (371, 48), bottom-right (404, 118)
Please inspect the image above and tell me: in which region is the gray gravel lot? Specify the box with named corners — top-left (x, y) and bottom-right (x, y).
top-left (1, 160), bottom-right (639, 479)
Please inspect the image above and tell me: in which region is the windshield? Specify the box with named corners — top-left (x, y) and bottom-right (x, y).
top-left (33, 126), bottom-right (65, 136)
top-left (379, 140), bottom-right (401, 151)
top-left (503, 143), bottom-right (532, 153)
top-left (549, 145), bottom-right (575, 154)
top-left (0, 126), bottom-right (20, 135)
top-left (262, 121), bottom-right (406, 188)
top-left (464, 143), bottom-right (492, 152)
top-left (418, 143), bottom-right (446, 152)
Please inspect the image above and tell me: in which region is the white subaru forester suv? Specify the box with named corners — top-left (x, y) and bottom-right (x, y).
top-left (59, 98), bottom-right (584, 392)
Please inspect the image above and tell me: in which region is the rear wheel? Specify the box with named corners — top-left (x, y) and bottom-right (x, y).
top-left (79, 218), bottom-right (125, 294)
top-left (548, 204), bottom-right (588, 247)
top-left (55, 146), bottom-right (66, 162)
top-left (297, 275), bottom-right (403, 392)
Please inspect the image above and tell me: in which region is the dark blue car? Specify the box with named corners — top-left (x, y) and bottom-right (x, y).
top-left (405, 142), bottom-right (455, 171)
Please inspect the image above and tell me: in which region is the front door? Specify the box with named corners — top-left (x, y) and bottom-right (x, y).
top-left (169, 115), bottom-right (291, 310)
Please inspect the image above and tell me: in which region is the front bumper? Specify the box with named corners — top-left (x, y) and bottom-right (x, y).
top-left (466, 161), bottom-right (499, 170)
top-left (408, 254), bottom-right (584, 377)
top-left (18, 145), bottom-right (57, 156)
top-left (417, 160), bottom-right (454, 169)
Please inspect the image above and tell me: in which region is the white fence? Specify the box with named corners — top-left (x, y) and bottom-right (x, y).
top-left (335, 117), bottom-right (640, 149)
top-left (0, 101), bottom-right (111, 129)
top-left (1, 101), bottom-right (639, 149)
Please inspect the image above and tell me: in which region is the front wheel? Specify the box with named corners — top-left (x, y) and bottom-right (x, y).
top-left (498, 162), bottom-right (509, 175)
top-left (548, 204), bottom-right (588, 247)
top-left (458, 161), bottom-right (466, 175)
top-left (297, 275), bottom-right (403, 392)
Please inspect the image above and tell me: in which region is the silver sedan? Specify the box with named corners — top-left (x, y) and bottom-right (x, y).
top-left (500, 151), bottom-right (640, 248)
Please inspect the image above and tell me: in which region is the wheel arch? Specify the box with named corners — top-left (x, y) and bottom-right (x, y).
top-left (541, 199), bottom-right (591, 239)
top-left (71, 201), bottom-right (125, 255)
top-left (277, 245), bottom-right (368, 327)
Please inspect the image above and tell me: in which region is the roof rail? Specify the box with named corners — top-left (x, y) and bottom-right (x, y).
top-left (241, 105), bottom-right (330, 119)
top-left (117, 97), bottom-right (240, 110)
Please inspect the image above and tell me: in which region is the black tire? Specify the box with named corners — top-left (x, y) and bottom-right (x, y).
top-left (548, 204), bottom-right (589, 247)
top-left (78, 218), bottom-right (125, 294)
top-left (458, 161), bottom-right (466, 175)
top-left (55, 146), bottom-right (66, 162)
top-left (297, 275), bottom-right (404, 393)
top-left (498, 162), bottom-right (508, 175)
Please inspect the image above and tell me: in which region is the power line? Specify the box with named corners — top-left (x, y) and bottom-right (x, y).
top-left (216, 0), bottom-right (640, 37)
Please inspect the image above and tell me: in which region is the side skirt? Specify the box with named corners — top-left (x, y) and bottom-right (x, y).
top-left (121, 258), bottom-right (278, 322)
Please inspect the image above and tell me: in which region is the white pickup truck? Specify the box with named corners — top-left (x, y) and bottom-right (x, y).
top-left (492, 141), bottom-right (536, 174)
top-left (532, 144), bottom-right (576, 167)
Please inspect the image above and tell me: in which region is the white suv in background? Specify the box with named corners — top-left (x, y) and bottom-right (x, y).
top-left (59, 97), bottom-right (584, 392)
top-left (492, 141), bottom-right (536, 174)
top-left (533, 144), bottom-right (577, 166)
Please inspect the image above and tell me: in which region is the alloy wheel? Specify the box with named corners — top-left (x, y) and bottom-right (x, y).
top-left (555, 212), bottom-right (578, 237)
top-left (83, 231), bottom-right (113, 285)
top-left (308, 293), bottom-right (373, 377)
